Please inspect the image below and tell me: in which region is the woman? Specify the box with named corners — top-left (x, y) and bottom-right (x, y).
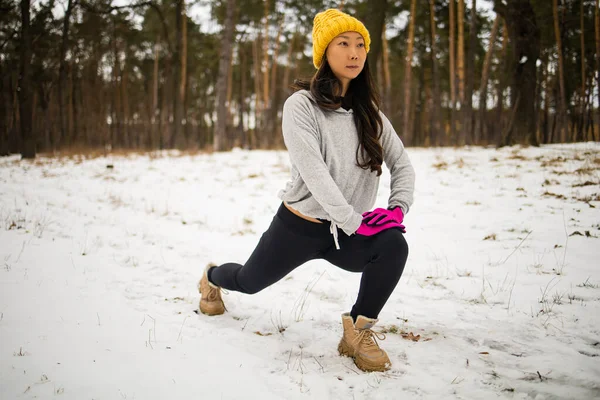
top-left (198, 8), bottom-right (415, 373)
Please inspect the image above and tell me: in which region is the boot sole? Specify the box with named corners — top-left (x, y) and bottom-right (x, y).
top-left (338, 338), bottom-right (354, 357)
top-left (338, 339), bottom-right (391, 372)
top-left (354, 357), bottom-right (390, 373)
top-left (199, 301), bottom-right (225, 316)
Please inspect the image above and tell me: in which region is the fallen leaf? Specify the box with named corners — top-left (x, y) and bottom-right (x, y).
top-left (479, 351), bottom-right (489, 355)
top-left (254, 331), bottom-right (272, 336)
top-left (401, 332), bottom-right (421, 342)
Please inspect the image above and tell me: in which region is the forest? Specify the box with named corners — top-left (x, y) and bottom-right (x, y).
top-left (1, 0), bottom-right (599, 158)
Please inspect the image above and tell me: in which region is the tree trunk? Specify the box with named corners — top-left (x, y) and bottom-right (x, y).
top-left (180, 3), bottom-right (188, 145)
top-left (9, 71), bottom-right (19, 153)
top-left (362, 0), bottom-right (387, 86)
top-left (402, 0), bottom-right (417, 142)
top-left (495, 20), bottom-right (508, 144)
top-left (151, 40), bottom-right (160, 149)
top-left (382, 26), bottom-right (392, 114)
top-left (463, 0), bottom-right (477, 145)
top-left (72, 60), bottom-right (80, 147)
top-left (226, 51), bottom-right (234, 148)
top-left (457, 0), bottom-right (465, 108)
top-left (579, 0), bottom-right (586, 143)
top-left (19, 0), bottom-right (35, 158)
top-left (214, 0), bottom-right (236, 151)
top-left (58, 0), bottom-right (74, 150)
top-left (266, 16), bottom-right (284, 146)
top-left (262, 0), bottom-right (270, 112)
top-left (596, 0), bottom-right (600, 141)
top-left (449, 0), bottom-right (457, 143)
top-left (429, 0), bottom-right (442, 145)
top-left (282, 31), bottom-right (296, 98)
top-left (252, 33), bottom-right (261, 148)
top-left (171, 0), bottom-right (183, 148)
top-left (541, 52), bottom-right (550, 144)
top-left (160, 59), bottom-right (170, 150)
top-left (111, 26), bottom-right (121, 148)
top-left (226, 49), bottom-right (234, 148)
top-left (121, 54), bottom-right (130, 148)
top-left (239, 43), bottom-right (248, 148)
top-left (270, 18), bottom-right (283, 103)
top-left (477, 15), bottom-right (499, 145)
top-left (0, 61), bottom-right (9, 156)
top-left (495, 0), bottom-right (540, 146)
top-left (552, 0), bottom-right (567, 143)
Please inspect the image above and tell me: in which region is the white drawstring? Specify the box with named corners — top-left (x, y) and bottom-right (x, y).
top-left (330, 222), bottom-right (341, 250)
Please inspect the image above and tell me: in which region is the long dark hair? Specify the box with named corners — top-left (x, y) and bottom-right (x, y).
top-left (292, 55), bottom-right (383, 176)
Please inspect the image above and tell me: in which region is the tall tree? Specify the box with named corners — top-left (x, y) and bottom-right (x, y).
top-left (494, 0), bottom-right (540, 146)
top-left (262, 0), bottom-right (270, 115)
top-left (402, 0), bottom-right (417, 141)
top-left (18, 0), bottom-right (34, 158)
top-left (496, 20), bottom-right (508, 144)
top-left (0, 57), bottom-right (8, 156)
top-left (58, 0), bottom-right (75, 149)
top-left (596, 0), bottom-right (600, 141)
top-left (552, 0), bottom-right (567, 142)
top-left (579, 0), bottom-right (586, 142)
top-left (464, 0), bottom-right (477, 144)
top-left (214, 0), bottom-right (236, 151)
top-left (457, 0), bottom-right (465, 106)
top-left (171, 0), bottom-right (186, 147)
top-left (477, 15), bottom-right (500, 144)
top-left (429, 0), bottom-right (442, 144)
top-left (361, 0), bottom-right (387, 86)
top-left (180, 2), bottom-right (188, 143)
top-left (151, 39), bottom-right (160, 149)
top-left (382, 26), bottom-right (392, 113)
top-left (252, 34), bottom-right (261, 148)
top-left (449, 0), bottom-right (457, 141)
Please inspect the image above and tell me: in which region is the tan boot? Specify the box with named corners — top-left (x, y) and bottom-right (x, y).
top-left (197, 264), bottom-right (226, 316)
top-left (338, 313), bottom-right (391, 372)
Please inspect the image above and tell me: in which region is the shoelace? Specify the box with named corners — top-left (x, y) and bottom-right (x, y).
top-left (206, 285), bottom-right (228, 301)
top-left (353, 328), bottom-right (387, 352)
top-left (205, 285), bottom-right (228, 311)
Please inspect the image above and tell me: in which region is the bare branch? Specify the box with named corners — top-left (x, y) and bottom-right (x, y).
top-left (0, 30), bottom-right (18, 52)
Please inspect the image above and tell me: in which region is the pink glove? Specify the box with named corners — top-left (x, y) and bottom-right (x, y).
top-left (356, 220), bottom-right (406, 236)
top-left (362, 207), bottom-right (404, 227)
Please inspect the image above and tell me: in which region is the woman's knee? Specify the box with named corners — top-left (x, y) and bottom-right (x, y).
top-left (236, 272), bottom-right (266, 295)
top-left (376, 228), bottom-right (409, 266)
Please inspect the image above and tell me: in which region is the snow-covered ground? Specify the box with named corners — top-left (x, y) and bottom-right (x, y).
top-left (1, 143), bottom-right (599, 399)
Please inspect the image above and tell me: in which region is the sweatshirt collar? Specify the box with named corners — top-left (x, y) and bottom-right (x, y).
top-left (298, 89), bottom-right (354, 114)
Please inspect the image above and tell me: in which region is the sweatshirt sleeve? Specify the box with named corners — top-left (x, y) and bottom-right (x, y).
top-left (281, 94), bottom-right (363, 235)
top-left (379, 111), bottom-right (415, 214)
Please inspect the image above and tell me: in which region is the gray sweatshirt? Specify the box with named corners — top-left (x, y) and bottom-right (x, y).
top-left (278, 89), bottom-right (415, 238)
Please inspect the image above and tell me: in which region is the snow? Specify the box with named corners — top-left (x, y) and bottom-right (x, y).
top-left (1, 143), bottom-right (599, 399)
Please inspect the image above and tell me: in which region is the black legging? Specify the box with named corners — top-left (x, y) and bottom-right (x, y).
top-left (209, 203), bottom-right (409, 320)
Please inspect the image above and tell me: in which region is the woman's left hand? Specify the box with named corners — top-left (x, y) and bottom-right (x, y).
top-left (362, 207), bottom-right (404, 227)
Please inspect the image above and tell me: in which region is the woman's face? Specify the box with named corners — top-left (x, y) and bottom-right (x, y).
top-left (325, 31), bottom-right (367, 89)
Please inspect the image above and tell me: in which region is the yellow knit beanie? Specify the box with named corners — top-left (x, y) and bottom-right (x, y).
top-left (312, 9), bottom-right (371, 69)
